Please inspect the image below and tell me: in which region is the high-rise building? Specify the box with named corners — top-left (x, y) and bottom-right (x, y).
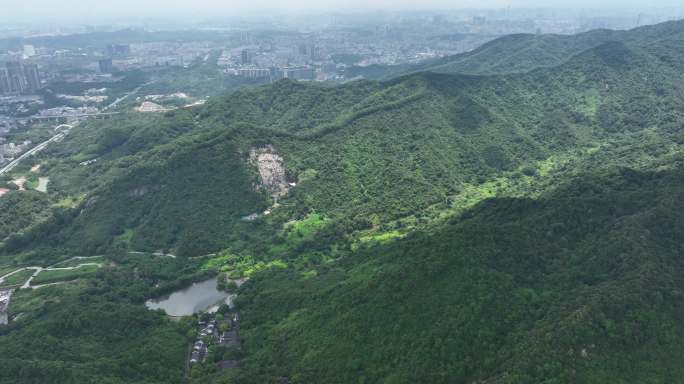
top-left (298, 44), bottom-right (319, 61)
top-left (5, 62), bottom-right (26, 94)
top-left (241, 50), bottom-right (252, 65)
top-left (282, 66), bottom-right (315, 81)
top-left (0, 68), bottom-right (10, 95)
top-left (23, 63), bottom-right (41, 91)
top-left (99, 58), bottom-right (114, 73)
top-left (309, 45), bottom-right (320, 61)
top-left (237, 68), bottom-right (271, 79)
top-left (0, 62), bottom-right (42, 95)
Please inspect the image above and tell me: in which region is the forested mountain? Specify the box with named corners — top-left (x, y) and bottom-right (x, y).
top-left (13, 24), bottom-right (684, 259)
top-left (2, 20), bottom-right (684, 384)
top-left (353, 19), bottom-right (684, 78)
top-left (232, 167), bottom-right (684, 384)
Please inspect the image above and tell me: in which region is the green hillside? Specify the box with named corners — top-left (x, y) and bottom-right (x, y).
top-left (230, 167), bottom-right (684, 384)
top-left (0, 191), bottom-right (51, 242)
top-left (15, 33), bottom-right (684, 259)
top-left (353, 19), bottom-right (684, 78)
top-left (2, 20), bottom-right (684, 384)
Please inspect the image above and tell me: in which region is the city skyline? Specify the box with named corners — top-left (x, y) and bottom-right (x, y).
top-left (4, 0), bottom-right (684, 22)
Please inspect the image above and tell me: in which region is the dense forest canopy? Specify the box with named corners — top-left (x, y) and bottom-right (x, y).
top-left (2, 19), bottom-right (684, 384)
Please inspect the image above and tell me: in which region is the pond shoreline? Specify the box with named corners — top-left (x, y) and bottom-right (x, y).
top-left (145, 276), bottom-right (246, 317)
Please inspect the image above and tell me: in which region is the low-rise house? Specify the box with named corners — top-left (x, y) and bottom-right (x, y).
top-left (193, 340), bottom-right (205, 351)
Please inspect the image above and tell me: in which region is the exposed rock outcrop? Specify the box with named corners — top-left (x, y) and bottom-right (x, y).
top-left (249, 145), bottom-right (290, 201)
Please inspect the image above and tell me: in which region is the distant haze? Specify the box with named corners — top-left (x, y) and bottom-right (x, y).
top-left (4, 0), bottom-right (684, 21)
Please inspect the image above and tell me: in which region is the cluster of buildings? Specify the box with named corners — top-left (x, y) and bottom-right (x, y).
top-left (212, 17), bottom-right (505, 83)
top-left (191, 339), bottom-right (209, 363)
top-left (0, 61), bottom-right (42, 95)
top-left (3, 12), bottom-right (644, 95)
top-left (229, 65), bottom-right (317, 81)
top-left (97, 42), bottom-right (211, 72)
top-left (97, 44), bottom-right (131, 73)
top-left (190, 312), bottom-right (241, 371)
top-left (35, 105), bottom-right (99, 118)
top-left (219, 45), bottom-right (335, 82)
top-left (0, 140), bottom-right (32, 166)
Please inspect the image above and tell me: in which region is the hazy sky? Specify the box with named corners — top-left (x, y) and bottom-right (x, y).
top-left (3, 0), bottom-right (684, 21)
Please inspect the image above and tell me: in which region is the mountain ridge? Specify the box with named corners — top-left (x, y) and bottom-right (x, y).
top-left (2, 19), bottom-right (684, 384)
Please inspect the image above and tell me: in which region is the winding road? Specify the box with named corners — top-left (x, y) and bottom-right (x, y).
top-left (0, 130), bottom-right (70, 176)
top-left (0, 256), bottom-right (104, 290)
top-left (0, 81), bottom-right (150, 177)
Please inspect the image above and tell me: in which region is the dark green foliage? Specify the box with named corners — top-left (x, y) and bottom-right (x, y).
top-left (0, 265), bottom-right (192, 384)
top-left (11, 20), bottom-right (684, 260)
top-left (59, 131), bottom-right (269, 256)
top-left (230, 169), bottom-right (684, 384)
top-left (98, 127), bottom-right (130, 154)
top-left (4, 20), bottom-right (684, 384)
top-left (0, 191), bottom-right (51, 241)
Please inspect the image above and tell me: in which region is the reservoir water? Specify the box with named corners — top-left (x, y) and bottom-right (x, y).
top-left (145, 277), bottom-right (231, 316)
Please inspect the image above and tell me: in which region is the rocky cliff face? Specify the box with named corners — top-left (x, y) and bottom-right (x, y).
top-left (249, 145), bottom-right (289, 201)
top-left (0, 289), bottom-right (12, 325)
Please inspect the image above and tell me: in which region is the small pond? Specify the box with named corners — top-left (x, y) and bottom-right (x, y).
top-left (145, 277), bottom-right (232, 317)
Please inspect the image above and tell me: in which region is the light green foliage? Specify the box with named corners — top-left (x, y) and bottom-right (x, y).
top-left (359, 230), bottom-right (404, 244)
top-left (575, 88), bottom-right (601, 117)
top-left (283, 213), bottom-right (329, 245)
top-left (0, 191), bottom-right (52, 241)
top-left (31, 264), bottom-right (101, 285)
top-left (0, 268), bottom-right (34, 288)
top-left (202, 254), bottom-right (237, 272)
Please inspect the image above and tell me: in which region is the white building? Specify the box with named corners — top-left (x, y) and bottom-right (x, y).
top-left (23, 45), bottom-right (36, 58)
